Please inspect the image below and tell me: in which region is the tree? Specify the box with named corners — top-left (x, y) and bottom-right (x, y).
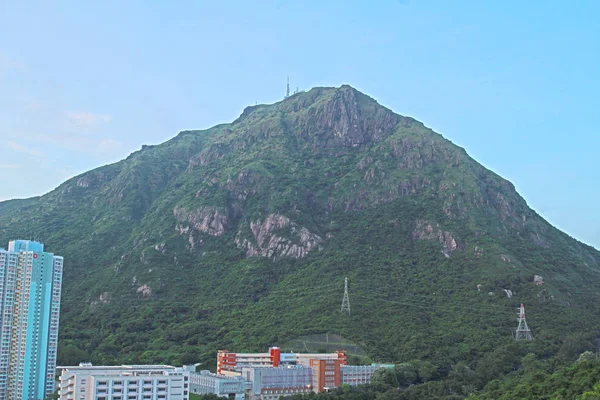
top-left (520, 353), bottom-right (542, 375)
top-left (394, 363), bottom-right (418, 387)
top-left (371, 368), bottom-right (397, 387)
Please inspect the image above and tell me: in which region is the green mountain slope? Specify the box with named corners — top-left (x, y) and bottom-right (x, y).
top-left (1, 85), bottom-right (598, 367)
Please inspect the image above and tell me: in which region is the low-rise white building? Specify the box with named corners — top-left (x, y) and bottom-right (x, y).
top-left (189, 370), bottom-right (245, 399)
top-left (57, 363), bottom-right (190, 400)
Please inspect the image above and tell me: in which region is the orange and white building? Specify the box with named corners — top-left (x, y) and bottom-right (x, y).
top-left (215, 347), bottom-right (390, 398)
top-left (217, 347), bottom-right (346, 375)
top-left (310, 358), bottom-right (342, 392)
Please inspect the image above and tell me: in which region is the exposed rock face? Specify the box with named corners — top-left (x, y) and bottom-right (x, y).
top-left (99, 292), bottom-right (110, 303)
top-left (285, 85), bottom-right (400, 148)
top-left (412, 220), bottom-right (463, 255)
top-left (531, 232), bottom-right (549, 248)
top-left (136, 285), bottom-right (152, 297)
top-left (173, 206), bottom-right (228, 237)
top-left (76, 177), bottom-right (91, 188)
top-left (75, 171), bottom-right (109, 188)
top-left (235, 214), bottom-right (323, 259)
top-left (188, 143), bottom-right (228, 171)
top-left (317, 87), bottom-right (398, 146)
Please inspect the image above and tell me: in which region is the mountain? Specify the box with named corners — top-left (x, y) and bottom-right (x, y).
top-left (1, 85), bottom-right (599, 368)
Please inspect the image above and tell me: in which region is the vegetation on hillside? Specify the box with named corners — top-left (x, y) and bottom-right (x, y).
top-left (0, 86), bottom-right (598, 385)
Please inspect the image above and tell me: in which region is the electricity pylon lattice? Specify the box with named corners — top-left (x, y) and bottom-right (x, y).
top-left (515, 303), bottom-right (533, 341)
top-left (341, 277), bottom-right (351, 316)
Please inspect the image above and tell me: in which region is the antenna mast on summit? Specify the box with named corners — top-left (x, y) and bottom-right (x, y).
top-left (515, 303), bottom-right (533, 340)
top-left (285, 76), bottom-right (290, 99)
top-left (341, 277), bottom-right (351, 316)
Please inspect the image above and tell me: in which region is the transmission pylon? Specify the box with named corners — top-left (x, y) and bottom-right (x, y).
top-left (285, 76), bottom-right (290, 99)
top-left (341, 277), bottom-right (351, 316)
top-left (515, 303), bottom-right (533, 340)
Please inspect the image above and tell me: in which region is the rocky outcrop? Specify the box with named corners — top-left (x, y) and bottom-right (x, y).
top-left (75, 170), bottom-right (110, 188)
top-left (412, 220), bottom-right (463, 255)
top-left (286, 86), bottom-right (400, 148)
top-left (389, 137), bottom-right (453, 170)
top-left (187, 143), bottom-right (229, 170)
top-left (474, 246), bottom-right (483, 257)
top-left (173, 206), bottom-right (228, 237)
top-left (235, 214), bottom-right (323, 259)
top-left (99, 292), bottom-right (110, 303)
top-left (136, 284), bottom-right (152, 297)
top-left (173, 206), bottom-right (228, 251)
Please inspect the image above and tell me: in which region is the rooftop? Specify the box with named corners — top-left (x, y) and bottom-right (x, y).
top-left (57, 364), bottom-right (186, 376)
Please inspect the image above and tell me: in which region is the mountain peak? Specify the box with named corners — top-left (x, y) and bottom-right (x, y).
top-left (235, 85), bottom-right (402, 148)
top-left (286, 85), bottom-right (402, 147)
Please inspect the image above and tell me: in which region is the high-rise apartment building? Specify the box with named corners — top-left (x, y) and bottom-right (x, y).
top-left (0, 240), bottom-right (63, 400)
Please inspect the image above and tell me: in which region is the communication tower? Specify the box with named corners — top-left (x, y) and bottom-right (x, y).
top-left (285, 76), bottom-right (290, 99)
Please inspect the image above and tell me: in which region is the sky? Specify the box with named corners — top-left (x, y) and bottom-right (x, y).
top-left (0, 1), bottom-right (598, 249)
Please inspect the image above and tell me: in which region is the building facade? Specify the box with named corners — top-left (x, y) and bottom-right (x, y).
top-left (340, 365), bottom-right (383, 386)
top-left (217, 347), bottom-right (346, 374)
top-left (310, 359), bottom-right (342, 392)
top-left (57, 363), bottom-right (190, 400)
top-left (0, 240), bottom-right (63, 400)
top-left (243, 366), bottom-right (313, 400)
top-left (215, 347), bottom-right (388, 396)
top-left (189, 370), bottom-right (245, 400)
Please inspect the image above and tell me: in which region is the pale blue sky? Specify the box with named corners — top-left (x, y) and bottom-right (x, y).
top-left (0, 1), bottom-right (598, 249)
